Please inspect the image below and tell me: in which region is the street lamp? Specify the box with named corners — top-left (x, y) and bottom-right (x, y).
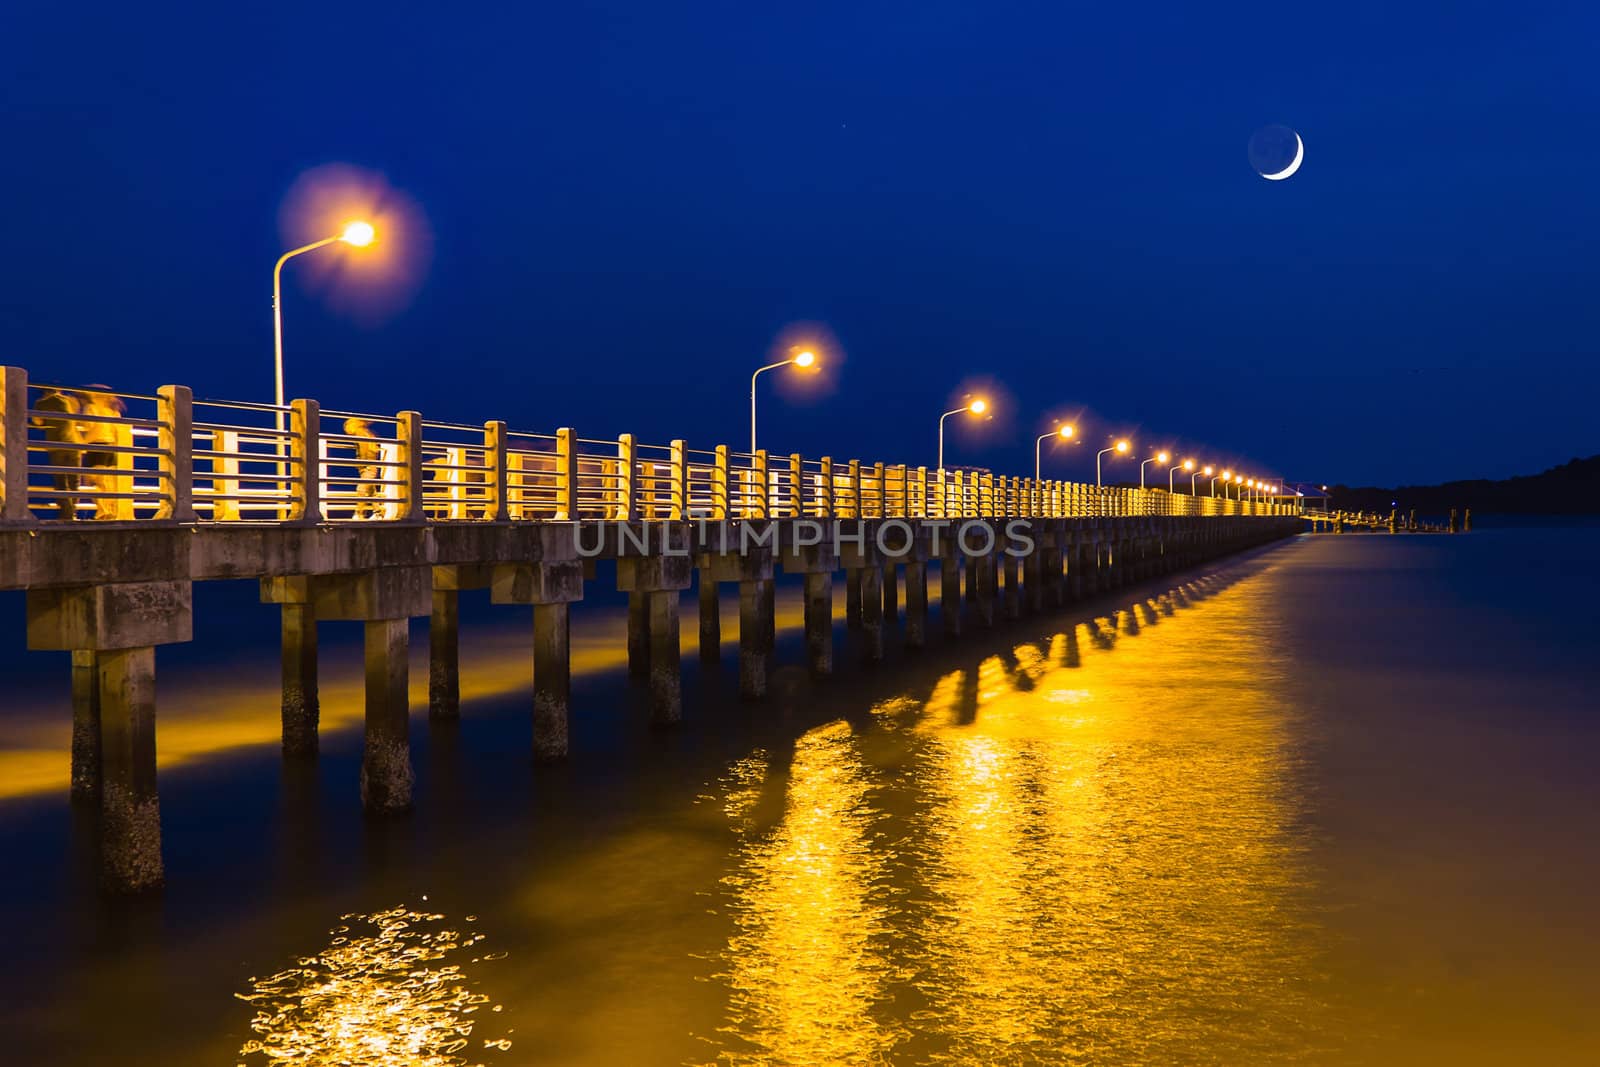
top-left (1140, 450), bottom-right (1170, 491)
top-left (1193, 464), bottom-right (1213, 495)
top-left (938, 397), bottom-right (987, 472)
top-left (1169, 458), bottom-right (1194, 494)
top-left (1034, 423), bottom-right (1076, 481)
top-left (750, 348), bottom-right (818, 455)
top-left (273, 220), bottom-right (376, 426)
top-left (1095, 438), bottom-right (1130, 488)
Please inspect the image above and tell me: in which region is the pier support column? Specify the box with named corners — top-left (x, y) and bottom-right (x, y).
top-left (98, 647), bottom-right (163, 892)
top-left (803, 572), bottom-right (833, 675)
top-left (627, 591), bottom-right (649, 678)
top-left (904, 561), bottom-right (928, 648)
top-left (698, 570), bottom-right (720, 658)
top-left (428, 589), bottom-right (459, 721)
top-left (29, 579), bottom-right (193, 894)
top-left (860, 564), bottom-right (884, 661)
top-left (493, 559), bottom-right (586, 760)
top-left (740, 579), bottom-right (773, 698)
top-left (975, 553), bottom-right (997, 628)
top-left (882, 562), bottom-right (898, 625)
top-left (1002, 553), bottom-right (1020, 619)
top-left (846, 567), bottom-right (863, 628)
top-left (361, 618), bottom-right (414, 815)
top-left (1070, 525), bottom-right (1086, 601)
top-left (648, 590), bottom-right (682, 725)
top-left (70, 650), bottom-right (101, 804)
top-left (941, 554), bottom-right (962, 636)
top-left (1023, 550), bottom-right (1042, 615)
top-left (280, 604), bottom-right (319, 755)
top-left (532, 603), bottom-right (570, 760)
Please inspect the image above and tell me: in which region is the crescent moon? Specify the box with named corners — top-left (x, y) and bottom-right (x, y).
top-left (1262, 132), bottom-right (1304, 181)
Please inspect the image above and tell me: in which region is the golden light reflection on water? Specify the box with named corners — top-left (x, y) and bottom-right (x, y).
top-left (707, 564), bottom-right (1334, 1064)
top-left (716, 720), bottom-right (907, 1065)
top-left (237, 906), bottom-right (509, 1067)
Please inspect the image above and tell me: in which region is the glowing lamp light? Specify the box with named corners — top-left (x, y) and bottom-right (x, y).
top-left (1156, 451), bottom-right (1170, 464)
top-left (1114, 439), bottom-right (1129, 453)
top-left (969, 399), bottom-right (988, 415)
top-left (1182, 459), bottom-right (1195, 471)
top-left (340, 220), bottom-right (376, 247)
top-left (1203, 465), bottom-right (1214, 475)
top-left (793, 349), bottom-right (817, 368)
top-left (1058, 424), bottom-right (1075, 439)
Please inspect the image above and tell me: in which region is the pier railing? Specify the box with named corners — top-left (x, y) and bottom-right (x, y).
top-left (0, 367), bottom-right (1299, 525)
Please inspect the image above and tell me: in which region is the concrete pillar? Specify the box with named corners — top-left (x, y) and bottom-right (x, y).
top-left (904, 561), bottom-right (928, 648)
top-left (627, 590), bottom-right (649, 678)
top-left (360, 618), bottom-right (414, 815)
top-left (428, 588), bottom-right (460, 722)
top-left (1023, 550), bottom-right (1042, 614)
top-left (532, 603), bottom-right (570, 761)
top-left (648, 590), bottom-right (682, 725)
top-left (70, 650), bottom-right (101, 804)
top-left (882, 562), bottom-right (898, 625)
top-left (280, 603), bottom-right (319, 757)
top-left (1070, 528), bottom-right (1086, 600)
top-left (975, 554), bottom-right (997, 627)
top-left (860, 564), bottom-right (884, 661)
top-left (846, 567), bottom-right (863, 628)
top-left (941, 555), bottom-right (962, 636)
top-left (98, 647), bottom-right (162, 892)
top-left (739, 579), bottom-right (772, 699)
top-left (763, 579), bottom-right (777, 651)
top-left (803, 571), bottom-right (833, 675)
top-left (1002, 553), bottom-right (1020, 619)
top-left (698, 571), bottom-right (720, 658)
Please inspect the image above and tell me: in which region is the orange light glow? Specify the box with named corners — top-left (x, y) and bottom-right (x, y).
top-left (1156, 451), bottom-right (1170, 464)
top-left (339, 220), bottom-right (375, 247)
top-left (1182, 459), bottom-right (1195, 471)
top-left (969, 399), bottom-right (988, 415)
top-left (1114, 439), bottom-right (1129, 453)
top-left (1058, 424), bottom-right (1075, 439)
top-left (794, 350), bottom-right (817, 369)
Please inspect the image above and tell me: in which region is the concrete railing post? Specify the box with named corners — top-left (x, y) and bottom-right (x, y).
top-left (818, 456), bottom-right (833, 518)
top-left (155, 385), bottom-right (194, 523)
top-left (484, 420), bottom-right (509, 522)
top-left (847, 459), bottom-right (861, 519)
top-left (915, 466), bottom-right (929, 519)
top-left (670, 439), bottom-right (688, 520)
top-left (789, 452), bottom-right (804, 517)
top-left (395, 411), bottom-right (424, 523)
top-left (615, 433), bottom-right (635, 521)
top-left (712, 444), bottom-right (730, 519)
top-left (872, 461), bottom-right (886, 518)
top-left (752, 449), bottom-right (769, 519)
top-left (554, 427), bottom-right (578, 521)
top-left (0, 366), bottom-right (31, 525)
top-left (288, 399), bottom-right (320, 523)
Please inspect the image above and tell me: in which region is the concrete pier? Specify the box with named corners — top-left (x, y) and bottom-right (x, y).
top-left (97, 647), bottom-right (163, 892)
top-left (904, 561), bottom-right (928, 648)
top-left (69, 650), bottom-right (100, 803)
top-left (627, 590), bottom-right (649, 678)
top-left (860, 563), bottom-right (884, 661)
top-left (882, 562), bottom-right (898, 625)
top-left (802, 571), bottom-right (833, 674)
top-left (647, 590), bottom-right (682, 725)
top-left (698, 571), bottom-right (720, 657)
top-left (1002, 553), bottom-right (1020, 619)
top-left (846, 567), bottom-right (863, 628)
top-left (428, 589), bottom-right (460, 721)
top-left (360, 618), bottom-right (414, 815)
top-left (280, 604), bottom-right (320, 754)
top-left (532, 603), bottom-right (570, 760)
top-left (739, 579), bottom-right (771, 698)
top-left (941, 555), bottom-right (962, 636)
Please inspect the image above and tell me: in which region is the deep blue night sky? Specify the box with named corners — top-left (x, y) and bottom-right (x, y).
top-left (4, 1), bottom-right (1596, 486)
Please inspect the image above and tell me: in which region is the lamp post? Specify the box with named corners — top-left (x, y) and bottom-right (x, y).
top-left (1217, 469), bottom-right (1232, 497)
top-left (1034, 423), bottom-right (1075, 480)
top-left (1095, 439), bottom-right (1129, 488)
top-left (938, 398), bottom-right (988, 473)
top-left (750, 348), bottom-right (817, 456)
top-left (1193, 464), bottom-right (1213, 495)
top-left (1169, 458), bottom-right (1194, 493)
top-left (1140, 450), bottom-right (1170, 491)
top-left (273, 220), bottom-right (375, 429)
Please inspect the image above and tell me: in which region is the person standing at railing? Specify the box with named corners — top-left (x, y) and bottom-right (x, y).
top-left (78, 387), bottom-right (128, 519)
top-left (30, 388), bottom-right (86, 519)
top-left (345, 417), bottom-right (383, 519)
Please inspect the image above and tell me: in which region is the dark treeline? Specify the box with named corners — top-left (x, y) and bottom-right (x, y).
top-left (1330, 455), bottom-right (1600, 515)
